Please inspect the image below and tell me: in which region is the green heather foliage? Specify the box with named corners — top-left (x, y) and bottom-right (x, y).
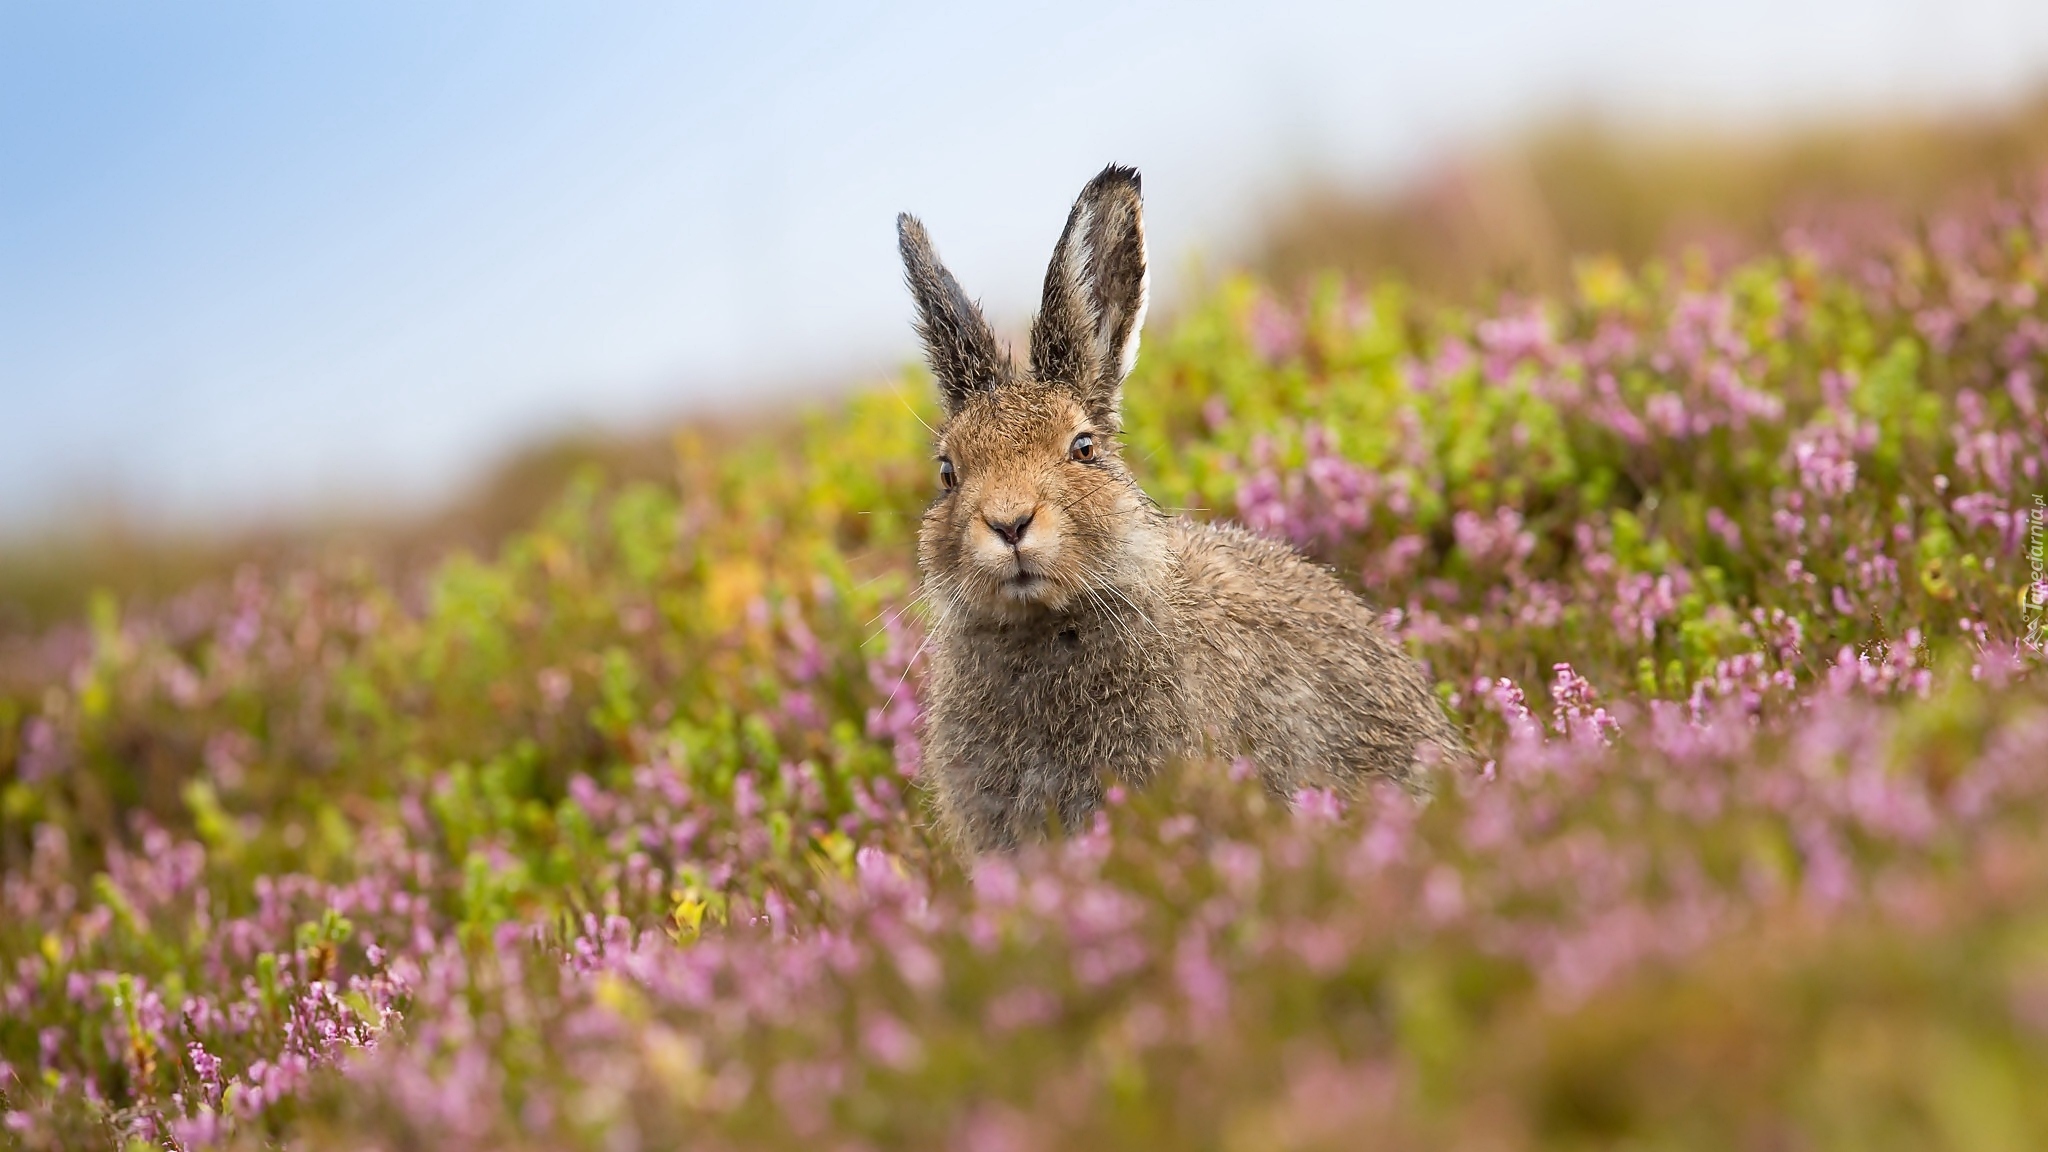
top-left (4, 186), bottom-right (2048, 1151)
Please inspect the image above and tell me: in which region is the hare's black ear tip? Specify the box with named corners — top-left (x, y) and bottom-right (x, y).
top-left (1090, 163), bottom-right (1141, 195)
top-left (897, 213), bottom-right (931, 259)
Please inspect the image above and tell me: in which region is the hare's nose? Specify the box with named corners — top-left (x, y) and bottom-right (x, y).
top-left (986, 509), bottom-right (1035, 547)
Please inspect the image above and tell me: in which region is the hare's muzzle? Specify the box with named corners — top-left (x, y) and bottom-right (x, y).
top-left (967, 496), bottom-right (1066, 603)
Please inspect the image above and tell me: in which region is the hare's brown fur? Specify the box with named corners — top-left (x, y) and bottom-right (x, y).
top-left (900, 165), bottom-right (1460, 852)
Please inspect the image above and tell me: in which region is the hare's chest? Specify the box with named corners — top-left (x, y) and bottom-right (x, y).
top-left (1004, 622), bottom-right (1093, 677)
top-left (931, 619), bottom-right (1193, 765)
top-left (986, 618), bottom-right (1170, 695)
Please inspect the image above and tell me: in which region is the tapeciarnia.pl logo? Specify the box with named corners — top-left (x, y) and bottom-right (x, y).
top-left (2029, 493), bottom-right (2046, 652)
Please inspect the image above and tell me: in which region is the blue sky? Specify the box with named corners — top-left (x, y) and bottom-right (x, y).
top-left (6, 0), bottom-right (2048, 537)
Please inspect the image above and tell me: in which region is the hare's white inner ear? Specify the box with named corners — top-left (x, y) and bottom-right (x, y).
top-left (1059, 199), bottom-right (1095, 325)
top-left (1111, 257), bottom-right (1148, 382)
top-left (1093, 260), bottom-right (1145, 423)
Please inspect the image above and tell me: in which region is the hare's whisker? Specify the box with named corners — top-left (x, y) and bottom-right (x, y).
top-left (874, 629), bottom-right (936, 726)
top-left (891, 384), bottom-right (938, 438)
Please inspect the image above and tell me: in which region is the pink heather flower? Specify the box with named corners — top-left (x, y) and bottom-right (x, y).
top-left (2011, 977), bottom-right (2048, 1037)
top-left (1210, 841), bottom-right (1263, 897)
top-left (189, 1037), bottom-right (225, 1106)
top-left (1796, 821), bottom-right (1855, 908)
top-left (1550, 663), bottom-right (1620, 743)
top-left (1582, 315), bottom-right (1639, 366)
top-left (1646, 391), bottom-right (1690, 437)
top-left (1426, 337), bottom-right (1475, 387)
top-left (1951, 493), bottom-right (2029, 555)
top-left (1825, 642), bottom-right (1933, 699)
top-left (169, 1110), bottom-right (225, 1150)
top-left (864, 607), bottom-right (925, 776)
top-left (1421, 866), bottom-right (1466, 924)
top-left (769, 1060), bottom-right (845, 1138)
top-left (1365, 534), bottom-right (1428, 590)
top-left (160, 659), bottom-right (204, 707)
top-left (1476, 304), bottom-right (1553, 383)
top-left (854, 847), bottom-right (911, 901)
top-left (1452, 507), bottom-right (1536, 571)
top-left (1952, 407), bottom-right (2023, 493)
top-left (1072, 936), bottom-right (1149, 989)
top-left (1246, 293), bottom-right (1301, 364)
top-left (2006, 368), bottom-right (2039, 416)
top-left (732, 772), bottom-right (767, 824)
top-left (1236, 467), bottom-right (1290, 540)
top-left (1354, 794), bottom-right (1417, 870)
top-left (1667, 292), bottom-right (1736, 366)
top-left (1475, 675), bottom-right (1541, 743)
top-left (1819, 367), bottom-right (1855, 408)
top-left (779, 600), bottom-right (829, 684)
top-left (1916, 307), bottom-right (1961, 352)
top-left (1236, 425), bottom-right (1377, 550)
top-left (1512, 581), bottom-right (1566, 628)
top-left (536, 667), bottom-right (571, 709)
top-left (1588, 372), bottom-right (1650, 443)
top-left (1174, 930), bottom-right (1230, 1027)
top-left (1291, 788), bottom-right (1344, 825)
top-left (889, 942), bottom-right (942, 993)
top-left (1789, 422), bottom-right (1861, 498)
top-left (1612, 571), bottom-right (1687, 643)
top-left (762, 887), bottom-right (792, 940)
top-left (971, 858), bottom-right (1020, 907)
top-left (1287, 923), bottom-right (1352, 975)
top-left (1065, 889), bottom-right (1144, 942)
top-left (1705, 507), bottom-right (1743, 548)
top-left (985, 986), bottom-right (1060, 1033)
top-left (1201, 395), bottom-right (1230, 432)
top-left (18, 717), bottom-right (66, 783)
top-left (861, 1013), bottom-right (925, 1071)
top-left (959, 1105), bottom-right (1040, 1152)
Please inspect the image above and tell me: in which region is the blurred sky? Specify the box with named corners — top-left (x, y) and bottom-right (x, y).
top-left (7, 0), bottom-right (2048, 538)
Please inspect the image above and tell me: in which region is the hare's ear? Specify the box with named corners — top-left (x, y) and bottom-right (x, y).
top-left (899, 213), bottom-right (1011, 416)
top-left (1030, 164), bottom-right (1149, 428)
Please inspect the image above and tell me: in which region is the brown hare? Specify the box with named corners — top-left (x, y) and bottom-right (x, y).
top-left (898, 164), bottom-right (1461, 853)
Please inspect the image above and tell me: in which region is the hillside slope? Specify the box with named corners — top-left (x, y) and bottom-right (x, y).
top-left (3, 181), bottom-right (2047, 1150)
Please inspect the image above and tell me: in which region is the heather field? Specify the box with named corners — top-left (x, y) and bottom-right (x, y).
top-left (6, 183), bottom-right (2048, 1151)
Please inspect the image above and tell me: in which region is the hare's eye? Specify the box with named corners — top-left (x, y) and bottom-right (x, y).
top-left (938, 458), bottom-right (956, 490)
top-left (1069, 434), bottom-right (1096, 462)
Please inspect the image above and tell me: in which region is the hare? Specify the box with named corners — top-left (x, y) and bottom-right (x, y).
top-left (898, 164), bottom-right (1462, 852)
